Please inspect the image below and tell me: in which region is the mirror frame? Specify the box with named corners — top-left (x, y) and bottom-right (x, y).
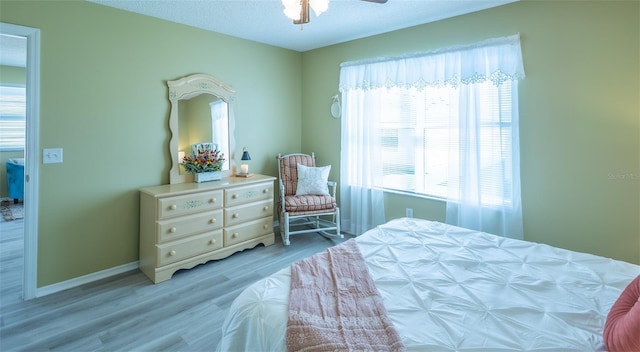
top-left (168, 73), bottom-right (236, 184)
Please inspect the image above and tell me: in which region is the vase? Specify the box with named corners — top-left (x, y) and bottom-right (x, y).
top-left (194, 171), bottom-right (222, 183)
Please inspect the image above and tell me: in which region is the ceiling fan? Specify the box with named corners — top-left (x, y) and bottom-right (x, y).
top-left (283, 0), bottom-right (388, 25)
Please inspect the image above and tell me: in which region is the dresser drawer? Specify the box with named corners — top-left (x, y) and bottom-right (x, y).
top-left (225, 199), bottom-right (273, 227)
top-left (225, 182), bottom-right (273, 207)
top-left (158, 190), bottom-right (223, 219)
top-left (157, 210), bottom-right (222, 243)
top-left (224, 217), bottom-right (273, 247)
top-left (157, 230), bottom-right (223, 266)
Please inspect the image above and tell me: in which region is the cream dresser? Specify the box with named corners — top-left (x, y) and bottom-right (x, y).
top-left (139, 174), bottom-right (276, 283)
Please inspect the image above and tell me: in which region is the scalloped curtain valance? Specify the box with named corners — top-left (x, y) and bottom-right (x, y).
top-left (339, 34), bottom-right (525, 90)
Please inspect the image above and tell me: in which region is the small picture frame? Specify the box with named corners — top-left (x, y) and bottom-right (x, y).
top-left (191, 142), bottom-right (216, 156)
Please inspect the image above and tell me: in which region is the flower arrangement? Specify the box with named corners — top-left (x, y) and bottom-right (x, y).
top-left (181, 148), bottom-right (226, 174)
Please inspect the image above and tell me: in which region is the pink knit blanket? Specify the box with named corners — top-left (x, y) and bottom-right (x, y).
top-left (286, 240), bottom-right (405, 352)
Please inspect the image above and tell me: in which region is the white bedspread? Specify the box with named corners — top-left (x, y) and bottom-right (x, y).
top-left (217, 218), bottom-right (640, 351)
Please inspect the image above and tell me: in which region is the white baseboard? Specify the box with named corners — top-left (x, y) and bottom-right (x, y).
top-left (35, 261), bottom-right (139, 298)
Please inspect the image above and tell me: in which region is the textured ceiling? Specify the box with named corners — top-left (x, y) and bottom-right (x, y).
top-left (88, 0), bottom-right (516, 52)
top-left (1, 0), bottom-right (517, 67)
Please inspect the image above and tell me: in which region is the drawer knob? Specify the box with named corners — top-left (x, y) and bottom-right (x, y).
top-left (232, 213), bottom-right (239, 219)
top-left (232, 194), bottom-right (238, 199)
top-left (209, 218), bottom-right (216, 224)
top-left (209, 239), bottom-right (216, 245)
top-left (263, 188), bottom-right (268, 193)
top-left (263, 206), bottom-right (269, 211)
top-left (263, 224), bottom-right (269, 229)
top-left (169, 227), bottom-right (177, 233)
top-left (170, 205), bottom-right (177, 210)
top-left (209, 198), bottom-right (216, 203)
top-left (232, 233), bottom-right (238, 238)
top-left (169, 250), bottom-right (176, 256)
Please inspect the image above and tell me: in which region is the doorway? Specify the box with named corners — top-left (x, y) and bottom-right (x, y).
top-left (0, 22), bottom-right (40, 300)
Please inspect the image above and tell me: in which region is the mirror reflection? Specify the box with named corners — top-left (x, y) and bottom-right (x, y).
top-left (178, 95), bottom-right (229, 175)
top-left (168, 73), bottom-right (236, 184)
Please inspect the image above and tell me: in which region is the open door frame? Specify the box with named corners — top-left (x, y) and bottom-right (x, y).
top-left (1, 22), bottom-right (40, 300)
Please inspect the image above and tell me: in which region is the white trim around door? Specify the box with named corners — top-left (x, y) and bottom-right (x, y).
top-left (0, 22), bottom-right (40, 300)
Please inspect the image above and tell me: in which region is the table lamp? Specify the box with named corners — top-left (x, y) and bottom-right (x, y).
top-left (238, 147), bottom-right (252, 177)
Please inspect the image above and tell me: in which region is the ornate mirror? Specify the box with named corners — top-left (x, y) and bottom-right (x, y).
top-left (168, 74), bottom-right (236, 184)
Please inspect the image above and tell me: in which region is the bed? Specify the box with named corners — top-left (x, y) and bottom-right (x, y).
top-left (216, 218), bottom-right (640, 351)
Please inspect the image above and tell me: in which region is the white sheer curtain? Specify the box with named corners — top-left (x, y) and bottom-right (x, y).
top-left (210, 100), bottom-right (229, 168)
top-left (445, 82), bottom-right (523, 239)
top-left (339, 89), bottom-right (386, 235)
top-left (339, 35), bottom-right (525, 91)
top-left (339, 34), bottom-right (525, 238)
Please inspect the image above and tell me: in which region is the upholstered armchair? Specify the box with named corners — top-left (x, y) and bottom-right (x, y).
top-left (6, 158), bottom-right (24, 203)
top-left (276, 153), bottom-right (342, 245)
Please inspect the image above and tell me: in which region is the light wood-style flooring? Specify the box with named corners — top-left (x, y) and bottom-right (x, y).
top-left (0, 218), bottom-right (351, 351)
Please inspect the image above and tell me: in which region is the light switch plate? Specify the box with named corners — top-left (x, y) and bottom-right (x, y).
top-left (43, 148), bottom-right (63, 164)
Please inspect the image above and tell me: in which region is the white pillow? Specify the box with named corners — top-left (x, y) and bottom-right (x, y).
top-left (296, 164), bottom-right (331, 196)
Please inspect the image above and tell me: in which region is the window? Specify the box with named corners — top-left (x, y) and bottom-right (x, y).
top-left (339, 34), bottom-right (525, 237)
top-left (210, 99), bottom-right (230, 170)
top-left (378, 81), bottom-right (514, 203)
top-left (0, 85), bottom-right (26, 151)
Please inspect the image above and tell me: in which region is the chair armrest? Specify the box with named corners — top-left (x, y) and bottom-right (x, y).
top-left (327, 181), bottom-right (337, 198)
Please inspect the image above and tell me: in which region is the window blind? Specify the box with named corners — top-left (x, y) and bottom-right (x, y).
top-left (0, 85), bottom-right (26, 150)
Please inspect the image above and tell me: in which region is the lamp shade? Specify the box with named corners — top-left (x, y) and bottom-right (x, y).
top-left (241, 148), bottom-right (251, 161)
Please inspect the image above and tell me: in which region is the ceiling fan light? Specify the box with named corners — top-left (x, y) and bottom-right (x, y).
top-left (282, 0), bottom-right (302, 20)
top-left (309, 0), bottom-right (329, 16)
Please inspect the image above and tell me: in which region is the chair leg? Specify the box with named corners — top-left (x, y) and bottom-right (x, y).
top-left (335, 207), bottom-right (341, 236)
top-left (282, 212), bottom-right (291, 246)
top-left (318, 208), bottom-right (343, 240)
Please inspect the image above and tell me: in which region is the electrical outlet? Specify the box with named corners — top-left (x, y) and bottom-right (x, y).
top-left (43, 148), bottom-right (63, 164)
top-left (406, 208), bottom-right (413, 218)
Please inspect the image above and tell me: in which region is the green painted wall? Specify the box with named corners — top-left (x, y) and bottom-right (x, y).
top-left (1, 1), bottom-right (302, 286)
top-left (301, 0), bottom-right (640, 264)
top-left (0, 65), bottom-right (25, 84)
top-left (0, 65), bottom-right (26, 198)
